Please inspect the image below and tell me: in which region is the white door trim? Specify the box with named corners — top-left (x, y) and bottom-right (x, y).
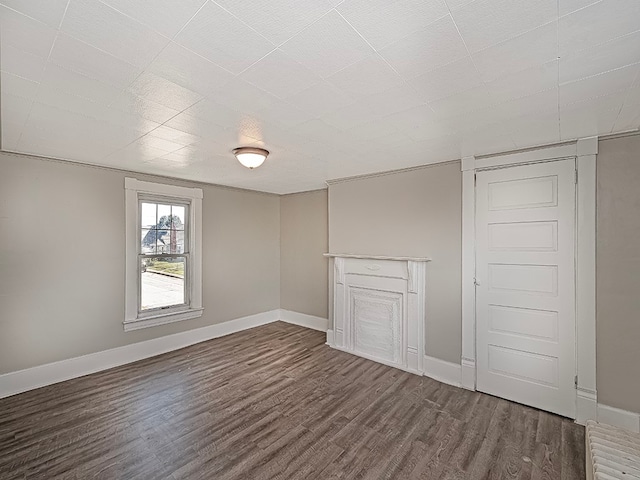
top-left (461, 137), bottom-right (597, 423)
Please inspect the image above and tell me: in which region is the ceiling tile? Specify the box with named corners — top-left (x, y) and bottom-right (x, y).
top-left (213, 0), bottom-right (334, 46)
top-left (383, 105), bottom-right (439, 131)
top-left (239, 49), bottom-right (320, 99)
top-left (100, 0), bottom-right (207, 38)
top-left (507, 109), bottom-right (561, 148)
top-left (284, 81), bottom-right (355, 117)
top-left (163, 111), bottom-right (237, 147)
top-left (452, 0), bottom-right (557, 53)
top-left (180, 99), bottom-right (246, 129)
top-left (0, 5), bottom-right (58, 58)
top-left (379, 15), bottom-right (468, 79)
top-left (40, 62), bottom-right (124, 106)
top-left (613, 89), bottom-right (640, 132)
top-left (1, 118), bottom-right (24, 150)
top-left (559, 0), bottom-right (640, 56)
top-left (558, 0), bottom-right (600, 17)
top-left (49, 33), bottom-right (142, 89)
top-left (147, 42), bottom-right (235, 98)
top-left (486, 60), bottom-right (558, 104)
top-left (148, 125), bottom-right (200, 145)
top-left (107, 140), bottom-right (170, 162)
top-left (408, 56), bottom-right (482, 102)
top-left (279, 10), bottom-right (374, 78)
top-left (459, 123), bottom-right (516, 157)
top-left (0, 0), bottom-right (68, 28)
top-left (321, 85), bottom-right (420, 129)
top-left (0, 43), bottom-right (47, 82)
top-left (428, 84), bottom-right (494, 117)
top-left (61, 0), bottom-right (170, 68)
top-left (212, 79), bottom-right (280, 118)
top-left (445, 0), bottom-right (476, 11)
top-left (472, 22), bottom-right (558, 83)
top-left (344, 118), bottom-right (402, 141)
top-left (127, 72), bottom-right (202, 111)
top-left (336, 0), bottom-right (449, 50)
top-left (2, 92), bottom-right (33, 129)
top-left (255, 100), bottom-right (317, 128)
top-left (133, 134), bottom-right (186, 153)
top-left (325, 55), bottom-right (405, 98)
top-left (560, 91), bottom-right (627, 139)
top-left (173, 1), bottom-right (274, 75)
top-left (1, 72), bottom-right (40, 98)
top-left (559, 64), bottom-right (639, 105)
top-left (34, 84), bottom-right (156, 133)
top-left (560, 31), bottom-right (640, 84)
top-left (109, 92), bottom-right (182, 124)
top-left (482, 88), bottom-right (559, 125)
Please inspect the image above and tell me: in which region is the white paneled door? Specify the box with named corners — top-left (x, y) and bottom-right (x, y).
top-left (475, 159), bottom-right (576, 418)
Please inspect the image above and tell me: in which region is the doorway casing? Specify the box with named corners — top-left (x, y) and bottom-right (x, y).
top-left (460, 137), bottom-right (597, 424)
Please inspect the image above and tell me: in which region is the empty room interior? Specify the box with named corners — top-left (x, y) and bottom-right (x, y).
top-left (2, 0), bottom-right (640, 478)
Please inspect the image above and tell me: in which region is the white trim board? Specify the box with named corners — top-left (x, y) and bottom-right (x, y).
top-left (0, 310), bottom-right (281, 399)
top-left (279, 310), bottom-right (328, 332)
top-left (597, 404), bottom-right (640, 433)
top-left (423, 355), bottom-right (462, 388)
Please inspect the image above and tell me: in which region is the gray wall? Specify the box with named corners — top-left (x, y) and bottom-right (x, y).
top-left (280, 190), bottom-right (328, 319)
top-left (328, 162), bottom-right (463, 364)
top-left (0, 152), bottom-right (281, 374)
top-left (596, 135), bottom-right (640, 413)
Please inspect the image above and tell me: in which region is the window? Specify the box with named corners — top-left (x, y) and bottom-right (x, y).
top-left (124, 178), bottom-right (203, 331)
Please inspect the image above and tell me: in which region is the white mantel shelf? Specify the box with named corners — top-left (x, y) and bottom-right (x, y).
top-left (323, 253), bottom-right (431, 262)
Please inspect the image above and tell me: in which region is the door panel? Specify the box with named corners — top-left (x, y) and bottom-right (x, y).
top-left (476, 159), bottom-right (576, 418)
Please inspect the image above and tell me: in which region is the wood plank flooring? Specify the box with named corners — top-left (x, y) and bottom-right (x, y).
top-left (0, 322), bottom-right (585, 479)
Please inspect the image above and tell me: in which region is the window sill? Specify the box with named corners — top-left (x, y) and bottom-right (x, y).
top-left (123, 308), bottom-right (204, 332)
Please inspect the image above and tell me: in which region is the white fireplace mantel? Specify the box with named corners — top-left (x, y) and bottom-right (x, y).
top-left (325, 253), bottom-right (430, 375)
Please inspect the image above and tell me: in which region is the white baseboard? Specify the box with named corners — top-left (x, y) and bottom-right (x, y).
top-left (423, 355), bottom-right (462, 388)
top-left (597, 404), bottom-right (640, 433)
top-left (576, 388), bottom-right (598, 425)
top-left (279, 309), bottom-right (328, 332)
top-left (326, 329), bottom-right (335, 346)
top-left (460, 358), bottom-right (476, 391)
top-left (0, 309), bottom-right (281, 399)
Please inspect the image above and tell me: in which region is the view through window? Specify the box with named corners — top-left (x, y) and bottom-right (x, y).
top-left (139, 200), bottom-right (189, 312)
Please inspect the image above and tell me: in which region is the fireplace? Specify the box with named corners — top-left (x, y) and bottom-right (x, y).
top-left (325, 254), bottom-right (430, 374)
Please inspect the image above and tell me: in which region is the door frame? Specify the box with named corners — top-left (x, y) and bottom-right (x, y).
top-left (461, 137), bottom-right (597, 423)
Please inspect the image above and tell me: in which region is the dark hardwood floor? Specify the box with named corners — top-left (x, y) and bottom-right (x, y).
top-left (0, 322), bottom-right (585, 479)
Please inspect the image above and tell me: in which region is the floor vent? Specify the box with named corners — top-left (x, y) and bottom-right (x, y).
top-left (586, 420), bottom-right (640, 480)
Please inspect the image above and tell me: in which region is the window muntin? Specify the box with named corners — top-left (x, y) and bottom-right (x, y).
top-left (138, 198), bottom-right (190, 315)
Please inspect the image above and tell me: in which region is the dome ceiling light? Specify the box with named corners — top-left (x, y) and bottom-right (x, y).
top-left (233, 147), bottom-right (269, 169)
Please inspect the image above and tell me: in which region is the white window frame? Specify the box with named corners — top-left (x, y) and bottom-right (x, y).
top-left (124, 178), bottom-right (203, 331)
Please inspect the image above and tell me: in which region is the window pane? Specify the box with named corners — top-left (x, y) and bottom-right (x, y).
top-left (141, 229), bottom-right (157, 253)
top-left (157, 204), bottom-right (171, 227)
top-left (141, 257), bottom-right (185, 310)
top-left (172, 205), bottom-right (185, 230)
top-left (141, 203), bottom-right (157, 229)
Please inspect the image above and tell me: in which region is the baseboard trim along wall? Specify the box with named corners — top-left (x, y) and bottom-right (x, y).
top-left (0, 309), bottom-right (330, 399)
top-left (423, 355), bottom-right (462, 388)
top-left (0, 310), bottom-right (288, 399)
top-left (597, 404), bottom-right (640, 433)
top-left (278, 309), bottom-right (329, 332)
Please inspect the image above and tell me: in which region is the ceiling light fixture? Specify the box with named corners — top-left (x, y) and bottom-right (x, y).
top-left (233, 147), bottom-right (269, 169)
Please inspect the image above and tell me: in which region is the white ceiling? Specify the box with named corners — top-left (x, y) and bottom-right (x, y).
top-left (1, 0), bottom-right (639, 194)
